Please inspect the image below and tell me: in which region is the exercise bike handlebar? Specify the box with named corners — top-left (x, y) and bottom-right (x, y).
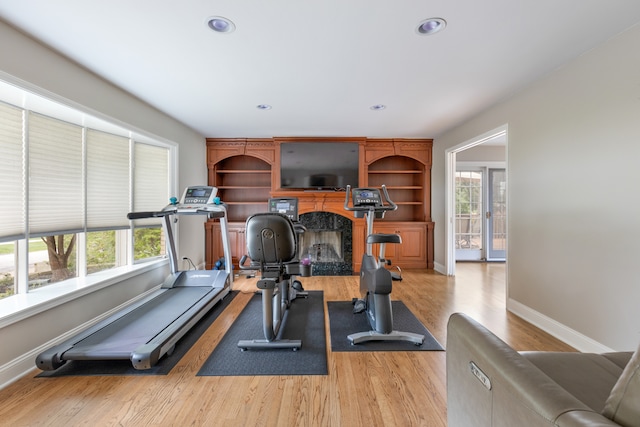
top-left (343, 185), bottom-right (398, 212)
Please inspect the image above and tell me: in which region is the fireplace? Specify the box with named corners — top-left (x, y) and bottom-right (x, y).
top-left (298, 212), bottom-right (352, 276)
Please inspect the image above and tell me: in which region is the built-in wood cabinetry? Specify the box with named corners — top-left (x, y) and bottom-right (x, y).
top-left (205, 137), bottom-right (434, 271)
top-left (363, 139), bottom-right (434, 269)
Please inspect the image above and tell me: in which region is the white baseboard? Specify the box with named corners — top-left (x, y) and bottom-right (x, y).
top-left (0, 353), bottom-right (39, 391)
top-left (507, 298), bottom-right (614, 353)
top-left (433, 262), bottom-right (447, 275)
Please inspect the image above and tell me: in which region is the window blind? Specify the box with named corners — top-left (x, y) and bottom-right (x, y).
top-left (28, 113), bottom-right (84, 236)
top-left (86, 129), bottom-right (130, 230)
top-left (0, 102), bottom-right (25, 242)
top-left (133, 142), bottom-right (169, 226)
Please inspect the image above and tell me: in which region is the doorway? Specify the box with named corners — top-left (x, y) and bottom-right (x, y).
top-left (454, 167), bottom-right (506, 261)
top-left (445, 125), bottom-right (508, 276)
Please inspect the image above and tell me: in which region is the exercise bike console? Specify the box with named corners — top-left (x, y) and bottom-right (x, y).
top-left (349, 187), bottom-right (389, 219)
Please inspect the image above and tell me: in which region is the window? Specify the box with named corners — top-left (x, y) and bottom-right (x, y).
top-left (0, 85), bottom-right (173, 301)
top-left (455, 170), bottom-right (483, 250)
top-left (0, 241), bottom-right (16, 298)
top-left (132, 143), bottom-right (169, 261)
top-left (0, 102), bottom-right (22, 299)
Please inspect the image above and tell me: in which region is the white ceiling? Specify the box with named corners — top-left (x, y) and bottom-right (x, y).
top-left (1, 1), bottom-right (640, 139)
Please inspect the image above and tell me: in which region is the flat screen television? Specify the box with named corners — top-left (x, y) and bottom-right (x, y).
top-left (280, 142), bottom-right (359, 190)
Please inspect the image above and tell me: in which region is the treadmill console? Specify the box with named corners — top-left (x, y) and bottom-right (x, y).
top-left (165, 186), bottom-right (222, 214)
top-left (182, 186), bottom-right (217, 205)
top-left (352, 188), bottom-right (383, 207)
top-left (269, 198), bottom-right (299, 222)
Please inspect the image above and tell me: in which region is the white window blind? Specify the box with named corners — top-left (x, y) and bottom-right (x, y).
top-left (0, 102), bottom-right (25, 242)
top-left (28, 113), bottom-right (84, 236)
top-left (86, 130), bottom-right (131, 230)
top-left (133, 142), bottom-right (168, 226)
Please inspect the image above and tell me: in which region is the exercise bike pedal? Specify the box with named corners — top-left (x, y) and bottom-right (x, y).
top-left (390, 266), bottom-right (402, 281)
top-left (352, 298), bottom-right (366, 314)
top-left (292, 280), bottom-right (305, 292)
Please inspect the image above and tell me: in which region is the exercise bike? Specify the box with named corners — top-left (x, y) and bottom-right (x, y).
top-left (237, 210), bottom-right (311, 351)
top-left (344, 185), bottom-right (425, 346)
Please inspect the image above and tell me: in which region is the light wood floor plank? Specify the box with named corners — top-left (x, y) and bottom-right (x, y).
top-left (0, 264), bottom-right (573, 426)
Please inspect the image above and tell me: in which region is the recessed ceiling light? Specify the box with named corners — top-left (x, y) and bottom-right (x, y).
top-left (370, 104), bottom-right (386, 111)
top-left (207, 16), bottom-right (236, 33)
top-left (416, 18), bottom-right (446, 35)
top-left (256, 104), bottom-right (272, 110)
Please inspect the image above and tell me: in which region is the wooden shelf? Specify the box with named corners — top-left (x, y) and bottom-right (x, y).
top-left (224, 201), bottom-right (269, 205)
top-left (368, 170), bottom-right (422, 174)
top-left (217, 186), bottom-right (271, 190)
top-left (216, 170), bottom-right (270, 174)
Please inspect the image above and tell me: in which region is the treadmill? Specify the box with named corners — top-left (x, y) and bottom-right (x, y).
top-left (36, 186), bottom-right (233, 371)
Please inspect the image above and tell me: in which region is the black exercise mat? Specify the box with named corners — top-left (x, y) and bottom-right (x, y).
top-left (197, 291), bottom-right (327, 376)
top-left (327, 300), bottom-right (444, 352)
top-left (36, 291), bottom-right (238, 377)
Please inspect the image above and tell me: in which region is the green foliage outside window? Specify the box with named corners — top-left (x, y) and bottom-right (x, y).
top-left (87, 231), bottom-right (116, 273)
top-left (134, 228), bottom-right (162, 260)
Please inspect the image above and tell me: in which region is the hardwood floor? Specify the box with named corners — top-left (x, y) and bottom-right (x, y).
top-left (0, 263), bottom-right (573, 426)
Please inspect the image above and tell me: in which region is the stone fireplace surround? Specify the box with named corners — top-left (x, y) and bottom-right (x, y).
top-left (298, 211), bottom-right (353, 276)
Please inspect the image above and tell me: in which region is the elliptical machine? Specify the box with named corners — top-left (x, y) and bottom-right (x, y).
top-left (344, 185), bottom-right (425, 346)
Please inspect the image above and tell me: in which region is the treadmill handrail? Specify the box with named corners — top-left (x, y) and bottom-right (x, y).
top-left (127, 210), bottom-right (171, 220)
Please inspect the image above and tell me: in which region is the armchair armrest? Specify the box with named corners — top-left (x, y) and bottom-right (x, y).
top-left (447, 313), bottom-right (605, 427)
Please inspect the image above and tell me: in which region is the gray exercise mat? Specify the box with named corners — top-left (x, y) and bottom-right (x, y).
top-left (197, 291), bottom-right (327, 376)
top-left (327, 300), bottom-right (444, 352)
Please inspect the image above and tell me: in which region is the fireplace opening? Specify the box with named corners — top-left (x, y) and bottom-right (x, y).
top-left (298, 212), bottom-right (352, 276)
top-left (300, 231), bottom-right (342, 262)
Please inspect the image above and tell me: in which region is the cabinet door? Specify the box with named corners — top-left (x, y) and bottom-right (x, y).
top-left (208, 222), bottom-right (247, 268)
top-left (372, 223), bottom-right (426, 268)
top-left (396, 225), bottom-right (426, 264)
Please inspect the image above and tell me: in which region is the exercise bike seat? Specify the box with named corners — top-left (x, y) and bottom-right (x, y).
top-left (366, 233), bottom-right (402, 245)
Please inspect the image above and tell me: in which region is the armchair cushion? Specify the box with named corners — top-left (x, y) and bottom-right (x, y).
top-left (521, 352), bottom-right (627, 412)
top-left (602, 343), bottom-right (640, 427)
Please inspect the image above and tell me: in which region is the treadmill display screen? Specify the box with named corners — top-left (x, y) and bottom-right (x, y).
top-left (191, 189), bottom-right (207, 197)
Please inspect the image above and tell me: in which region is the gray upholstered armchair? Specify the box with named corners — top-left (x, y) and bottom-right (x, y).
top-left (446, 313), bottom-right (639, 426)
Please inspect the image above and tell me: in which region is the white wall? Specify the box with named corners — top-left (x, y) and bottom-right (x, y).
top-left (0, 20), bottom-right (208, 385)
top-left (434, 24), bottom-right (640, 351)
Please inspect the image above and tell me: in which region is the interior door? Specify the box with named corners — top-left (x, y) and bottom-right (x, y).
top-left (455, 170), bottom-right (483, 261)
top-left (487, 168), bottom-right (506, 260)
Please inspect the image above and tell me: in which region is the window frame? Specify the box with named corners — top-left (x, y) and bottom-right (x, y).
top-left (0, 78), bottom-right (178, 327)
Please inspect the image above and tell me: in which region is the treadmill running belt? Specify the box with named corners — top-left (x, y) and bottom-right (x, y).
top-left (63, 287), bottom-right (213, 359)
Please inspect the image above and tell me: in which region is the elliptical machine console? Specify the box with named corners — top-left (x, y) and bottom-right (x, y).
top-left (344, 185), bottom-right (425, 346)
